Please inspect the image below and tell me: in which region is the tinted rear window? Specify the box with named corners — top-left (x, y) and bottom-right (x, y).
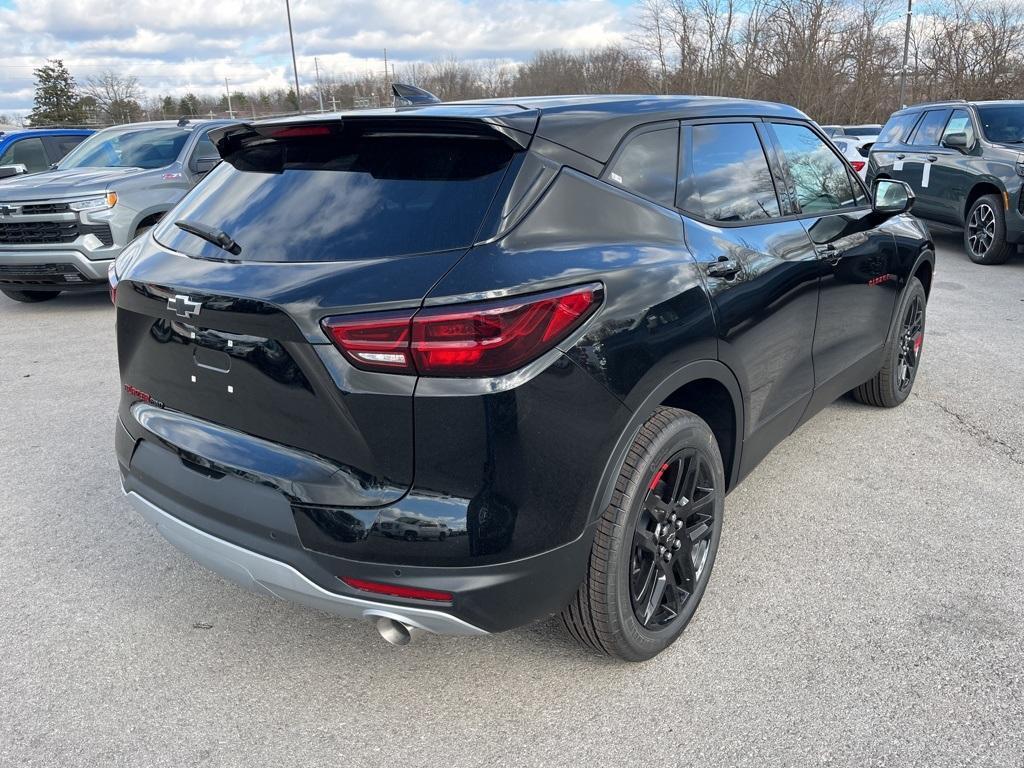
top-left (155, 128), bottom-right (516, 262)
top-left (911, 109), bottom-right (952, 146)
top-left (605, 126), bottom-right (679, 207)
top-left (679, 122), bottom-right (780, 222)
top-left (877, 113), bottom-right (920, 144)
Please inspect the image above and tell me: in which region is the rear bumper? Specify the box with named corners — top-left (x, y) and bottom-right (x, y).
top-left (126, 489), bottom-right (487, 636)
top-left (119, 419), bottom-right (597, 633)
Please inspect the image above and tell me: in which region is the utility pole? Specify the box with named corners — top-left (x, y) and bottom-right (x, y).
top-left (224, 77), bottom-right (234, 118)
top-left (331, 95), bottom-right (338, 112)
top-left (383, 48), bottom-right (389, 93)
top-left (897, 0), bottom-right (913, 109)
top-left (285, 0), bottom-right (302, 113)
top-left (314, 56), bottom-right (325, 113)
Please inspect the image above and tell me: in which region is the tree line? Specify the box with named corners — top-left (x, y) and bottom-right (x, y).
top-left (22, 0), bottom-right (1024, 129)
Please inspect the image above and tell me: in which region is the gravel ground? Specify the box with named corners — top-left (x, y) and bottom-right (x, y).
top-left (1, 232), bottom-right (1022, 767)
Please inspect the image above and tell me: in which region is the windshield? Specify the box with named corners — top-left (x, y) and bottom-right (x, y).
top-left (976, 105), bottom-right (1024, 143)
top-left (155, 126), bottom-right (517, 262)
top-left (844, 125), bottom-right (881, 136)
top-left (58, 126), bottom-right (190, 169)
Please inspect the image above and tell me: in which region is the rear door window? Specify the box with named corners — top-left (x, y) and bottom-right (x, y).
top-left (877, 113), bottom-right (920, 145)
top-left (604, 126), bottom-right (679, 207)
top-left (155, 126), bottom-right (518, 262)
top-left (911, 109), bottom-right (952, 146)
top-left (679, 122), bottom-right (781, 222)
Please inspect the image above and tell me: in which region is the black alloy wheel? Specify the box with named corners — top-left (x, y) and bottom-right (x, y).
top-left (895, 293), bottom-right (924, 393)
top-left (630, 449), bottom-right (716, 629)
top-left (562, 407), bottom-right (725, 661)
top-left (851, 275), bottom-right (927, 407)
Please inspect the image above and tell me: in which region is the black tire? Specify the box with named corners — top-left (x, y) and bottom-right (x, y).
top-left (561, 407), bottom-right (725, 662)
top-left (852, 276), bottom-right (927, 407)
top-left (964, 194), bottom-right (1014, 265)
top-left (403, 530), bottom-right (417, 542)
top-left (1, 288), bottom-right (61, 303)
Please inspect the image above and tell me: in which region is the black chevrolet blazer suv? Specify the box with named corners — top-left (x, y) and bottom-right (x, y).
top-left (112, 96), bottom-right (934, 661)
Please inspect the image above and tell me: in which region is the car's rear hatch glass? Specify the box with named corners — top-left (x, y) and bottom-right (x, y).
top-left (153, 121), bottom-right (519, 263)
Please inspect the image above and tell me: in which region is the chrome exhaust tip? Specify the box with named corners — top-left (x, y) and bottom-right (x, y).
top-left (375, 617), bottom-right (421, 646)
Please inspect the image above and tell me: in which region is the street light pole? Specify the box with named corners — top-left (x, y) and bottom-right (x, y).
top-left (897, 0), bottom-right (913, 109)
top-left (285, 0), bottom-right (302, 113)
top-left (225, 77), bottom-right (234, 118)
top-left (314, 56), bottom-right (325, 113)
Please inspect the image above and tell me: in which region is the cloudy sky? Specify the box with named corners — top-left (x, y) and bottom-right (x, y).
top-left (0, 0), bottom-right (632, 117)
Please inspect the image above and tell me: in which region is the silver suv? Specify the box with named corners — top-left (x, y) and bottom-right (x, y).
top-left (0, 119), bottom-right (237, 303)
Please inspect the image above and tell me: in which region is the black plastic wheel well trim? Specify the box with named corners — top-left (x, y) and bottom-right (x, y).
top-left (586, 359), bottom-right (745, 528)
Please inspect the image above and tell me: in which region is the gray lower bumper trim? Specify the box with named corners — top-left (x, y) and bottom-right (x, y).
top-left (126, 491), bottom-right (488, 636)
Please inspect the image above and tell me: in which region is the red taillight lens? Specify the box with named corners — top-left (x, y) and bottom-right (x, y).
top-left (322, 309), bottom-right (416, 373)
top-left (340, 577), bottom-right (453, 602)
top-left (850, 160), bottom-right (865, 172)
top-left (322, 284), bottom-right (601, 377)
top-left (411, 286), bottom-right (598, 376)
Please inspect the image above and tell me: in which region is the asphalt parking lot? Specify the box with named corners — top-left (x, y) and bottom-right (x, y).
top-left (1, 232), bottom-right (1022, 767)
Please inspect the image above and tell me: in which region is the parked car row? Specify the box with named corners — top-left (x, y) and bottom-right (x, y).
top-left (3, 90), bottom-right (1012, 660)
top-left (867, 100), bottom-right (1024, 265)
top-left (0, 119), bottom-right (232, 303)
top-left (822, 100), bottom-right (1024, 265)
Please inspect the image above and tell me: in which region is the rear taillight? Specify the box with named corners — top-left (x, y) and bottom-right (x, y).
top-left (322, 310), bottom-right (415, 371)
top-left (322, 284), bottom-right (601, 377)
top-left (850, 160), bottom-right (865, 173)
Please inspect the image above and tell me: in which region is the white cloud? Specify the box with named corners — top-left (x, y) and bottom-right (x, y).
top-left (0, 0), bottom-right (628, 115)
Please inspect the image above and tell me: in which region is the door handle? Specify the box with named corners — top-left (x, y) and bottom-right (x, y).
top-left (706, 258), bottom-right (741, 279)
top-left (926, 155), bottom-right (938, 162)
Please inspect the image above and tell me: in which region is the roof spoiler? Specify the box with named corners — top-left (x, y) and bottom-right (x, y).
top-left (391, 83), bottom-right (441, 107)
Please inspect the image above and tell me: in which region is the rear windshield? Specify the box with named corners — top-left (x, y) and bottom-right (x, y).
top-left (155, 127), bottom-right (517, 262)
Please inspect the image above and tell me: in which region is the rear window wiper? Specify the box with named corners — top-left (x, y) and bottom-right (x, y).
top-left (175, 219), bottom-right (241, 256)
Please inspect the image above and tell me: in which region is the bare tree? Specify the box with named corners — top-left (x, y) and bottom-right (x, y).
top-left (83, 71), bottom-right (143, 123)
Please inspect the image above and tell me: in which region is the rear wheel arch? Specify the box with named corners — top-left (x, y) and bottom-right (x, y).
top-left (913, 255), bottom-right (934, 298)
top-left (588, 361), bottom-right (744, 527)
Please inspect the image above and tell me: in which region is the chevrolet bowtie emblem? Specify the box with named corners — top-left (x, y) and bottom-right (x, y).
top-left (167, 294), bottom-right (202, 319)
top-left (0, 204), bottom-right (20, 217)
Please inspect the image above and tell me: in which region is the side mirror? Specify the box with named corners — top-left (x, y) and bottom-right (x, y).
top-left (0, 164), bottom-right (27, 179)
top-left (872, 179), bottom-right (915, 215)
top-left (942, 132), bottom-right (969, 151)
top-left (193, 156), bottom-right (219, 175)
